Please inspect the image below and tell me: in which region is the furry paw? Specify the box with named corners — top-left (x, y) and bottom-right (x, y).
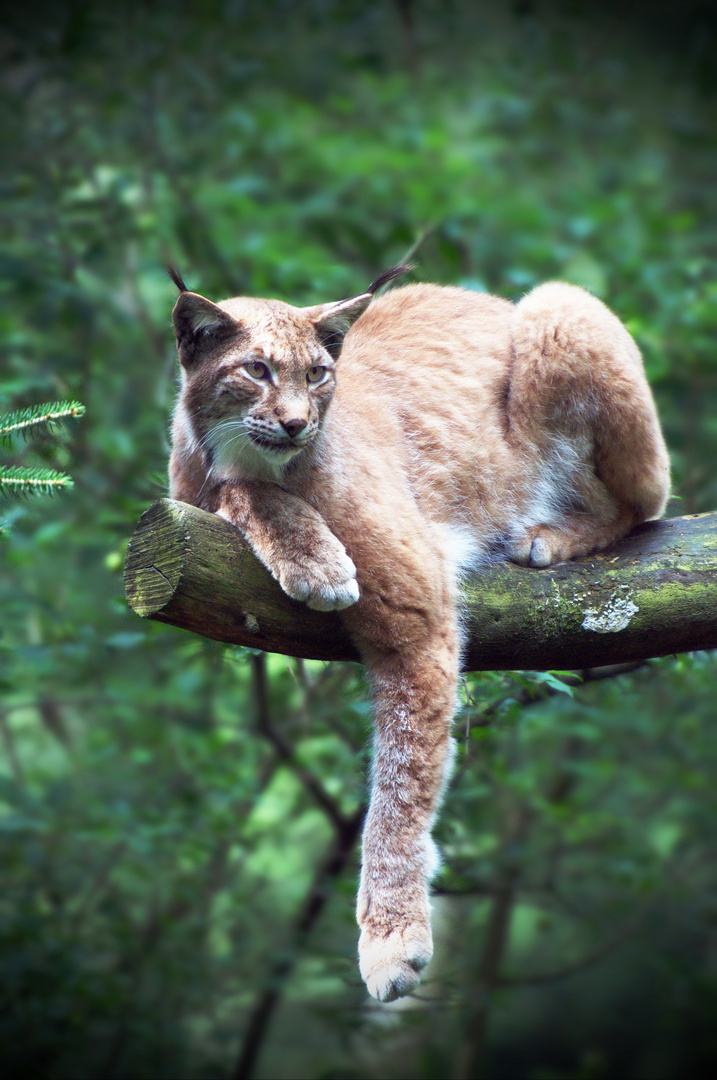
top-left (213, 483), bottom-right (361, 610)
top-left (508, 526), bottom-right (570, 567)
top-left (527, 534), bottom-right (558, 567)
top-left (358, 923), bottom-right (433, 1002)
top-left (277, 543), bottom-right (360, 611)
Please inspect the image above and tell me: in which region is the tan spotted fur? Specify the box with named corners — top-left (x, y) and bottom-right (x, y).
top-left (169, 273), bottom-right (670, 1001)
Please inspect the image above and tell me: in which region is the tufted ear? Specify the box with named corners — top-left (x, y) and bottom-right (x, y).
top-left (172, 292), bottom-right (240, 369)
top-left (308, 265), bottom-right (412, 358)
top-left (309, 294), bottom-right (374, 358)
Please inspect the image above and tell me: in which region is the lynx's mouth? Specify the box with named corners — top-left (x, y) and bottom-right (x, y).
top-left (249, 433), bottom-right (306, 459)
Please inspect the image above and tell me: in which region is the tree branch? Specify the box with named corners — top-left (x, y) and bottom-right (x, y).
top-left (249, 651), bottom-right (354, 836)
top-left (231, 805), bottom-right (365, 1080)
top-left (124, 500), bottom-right (717, 671)
top-left (497, 895), bottom-right (656, 989)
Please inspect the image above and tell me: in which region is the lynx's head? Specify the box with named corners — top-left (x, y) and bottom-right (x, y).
top-left (170, 266), bottom-right (408, 481)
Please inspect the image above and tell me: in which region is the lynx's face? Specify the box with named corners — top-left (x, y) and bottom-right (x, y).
top-left (180, 309), bottom-right (339, 477)
top-left (205, 348), bottom-right (335, 469)
top-left (172, 289), bottom-right (371, 481)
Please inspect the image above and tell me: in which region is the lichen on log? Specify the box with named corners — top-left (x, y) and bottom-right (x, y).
top-left (124, 499), bottom-right (717, 671)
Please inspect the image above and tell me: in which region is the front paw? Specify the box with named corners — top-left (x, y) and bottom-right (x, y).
top-left (277, 544), bottom-right (360, 611)
top-left (358, 921), bottom-right (433, 1002)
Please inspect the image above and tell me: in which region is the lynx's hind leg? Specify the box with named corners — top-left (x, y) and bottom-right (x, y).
top-left (508, 282), bottom-right (670, 565)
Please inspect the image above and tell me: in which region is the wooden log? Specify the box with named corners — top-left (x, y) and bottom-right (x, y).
top-left (124, 499), bottom-right (717, 671)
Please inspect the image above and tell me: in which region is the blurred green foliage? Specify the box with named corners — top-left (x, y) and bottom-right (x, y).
top-left (1, 2), bottom-right (716, 1078)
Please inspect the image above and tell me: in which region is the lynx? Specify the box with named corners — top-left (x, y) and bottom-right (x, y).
top-left (168, 264), bottom-right (670, 1002)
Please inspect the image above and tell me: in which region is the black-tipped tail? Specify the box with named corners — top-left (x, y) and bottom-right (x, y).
top-left (366, 264), bottom-right (413, 295)
top-left (167, 265), bottom-right (189, 293)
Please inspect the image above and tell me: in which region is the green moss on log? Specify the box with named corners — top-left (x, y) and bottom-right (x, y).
top-left (125, 501), bottom-right (717, 671)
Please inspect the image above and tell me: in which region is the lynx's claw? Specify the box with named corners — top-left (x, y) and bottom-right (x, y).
top-left (358, 924), bottom-right (433, 1002)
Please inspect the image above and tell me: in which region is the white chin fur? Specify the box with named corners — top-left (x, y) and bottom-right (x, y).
top-left (251, 440), bottom-right (304, 464)
top-left (205, 420), bottom-right (306, 483)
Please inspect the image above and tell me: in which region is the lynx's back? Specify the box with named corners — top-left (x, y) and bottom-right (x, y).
top-left (310, 283), bottom-right (532, 546)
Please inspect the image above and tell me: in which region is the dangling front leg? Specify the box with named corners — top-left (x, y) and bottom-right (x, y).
top-left (356, 630), bottom-right (459, 1001)
top-left (205, 479), bottom-right (359, 611)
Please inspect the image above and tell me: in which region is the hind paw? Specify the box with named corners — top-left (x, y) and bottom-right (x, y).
top-left (508, 526), bottom-right (581, 567)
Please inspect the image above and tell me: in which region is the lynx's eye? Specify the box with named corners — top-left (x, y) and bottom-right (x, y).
top-left (244, 361), bottom-right (270, 381)
top-left (306, 365), bottom-right (326, 384)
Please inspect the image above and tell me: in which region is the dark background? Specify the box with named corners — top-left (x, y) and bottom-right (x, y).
top-left (1, 2), bottom-right (716, 1077)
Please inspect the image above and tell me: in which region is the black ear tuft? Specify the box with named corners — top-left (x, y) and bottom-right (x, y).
top-left (366, 264), bottom-right (413, 295)
top-left (167, 265), bottom-right (189, 293)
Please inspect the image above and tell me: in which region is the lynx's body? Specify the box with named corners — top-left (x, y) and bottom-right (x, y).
top-left (169, 270), bottom-right (669, 1002)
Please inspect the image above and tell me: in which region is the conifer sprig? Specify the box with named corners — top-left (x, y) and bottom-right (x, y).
top-left (0, 401), bottom-right (86, 441)
top-left (0, 399), bottom-right (84, 510)
top-left (0, 466), bottom-right (75, 496)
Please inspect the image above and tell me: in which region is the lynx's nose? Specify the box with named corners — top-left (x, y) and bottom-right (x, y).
top-left (281, 418), bottom-right (308, 438)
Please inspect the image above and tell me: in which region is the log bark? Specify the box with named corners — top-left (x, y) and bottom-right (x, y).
top-left (124, 500), bottom-right (717, 671)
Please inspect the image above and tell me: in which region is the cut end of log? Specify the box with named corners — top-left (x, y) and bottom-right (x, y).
top-left (124, 500), bottom-right (187, 617)
top-left (124, 498), bottom-right (360, 661)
